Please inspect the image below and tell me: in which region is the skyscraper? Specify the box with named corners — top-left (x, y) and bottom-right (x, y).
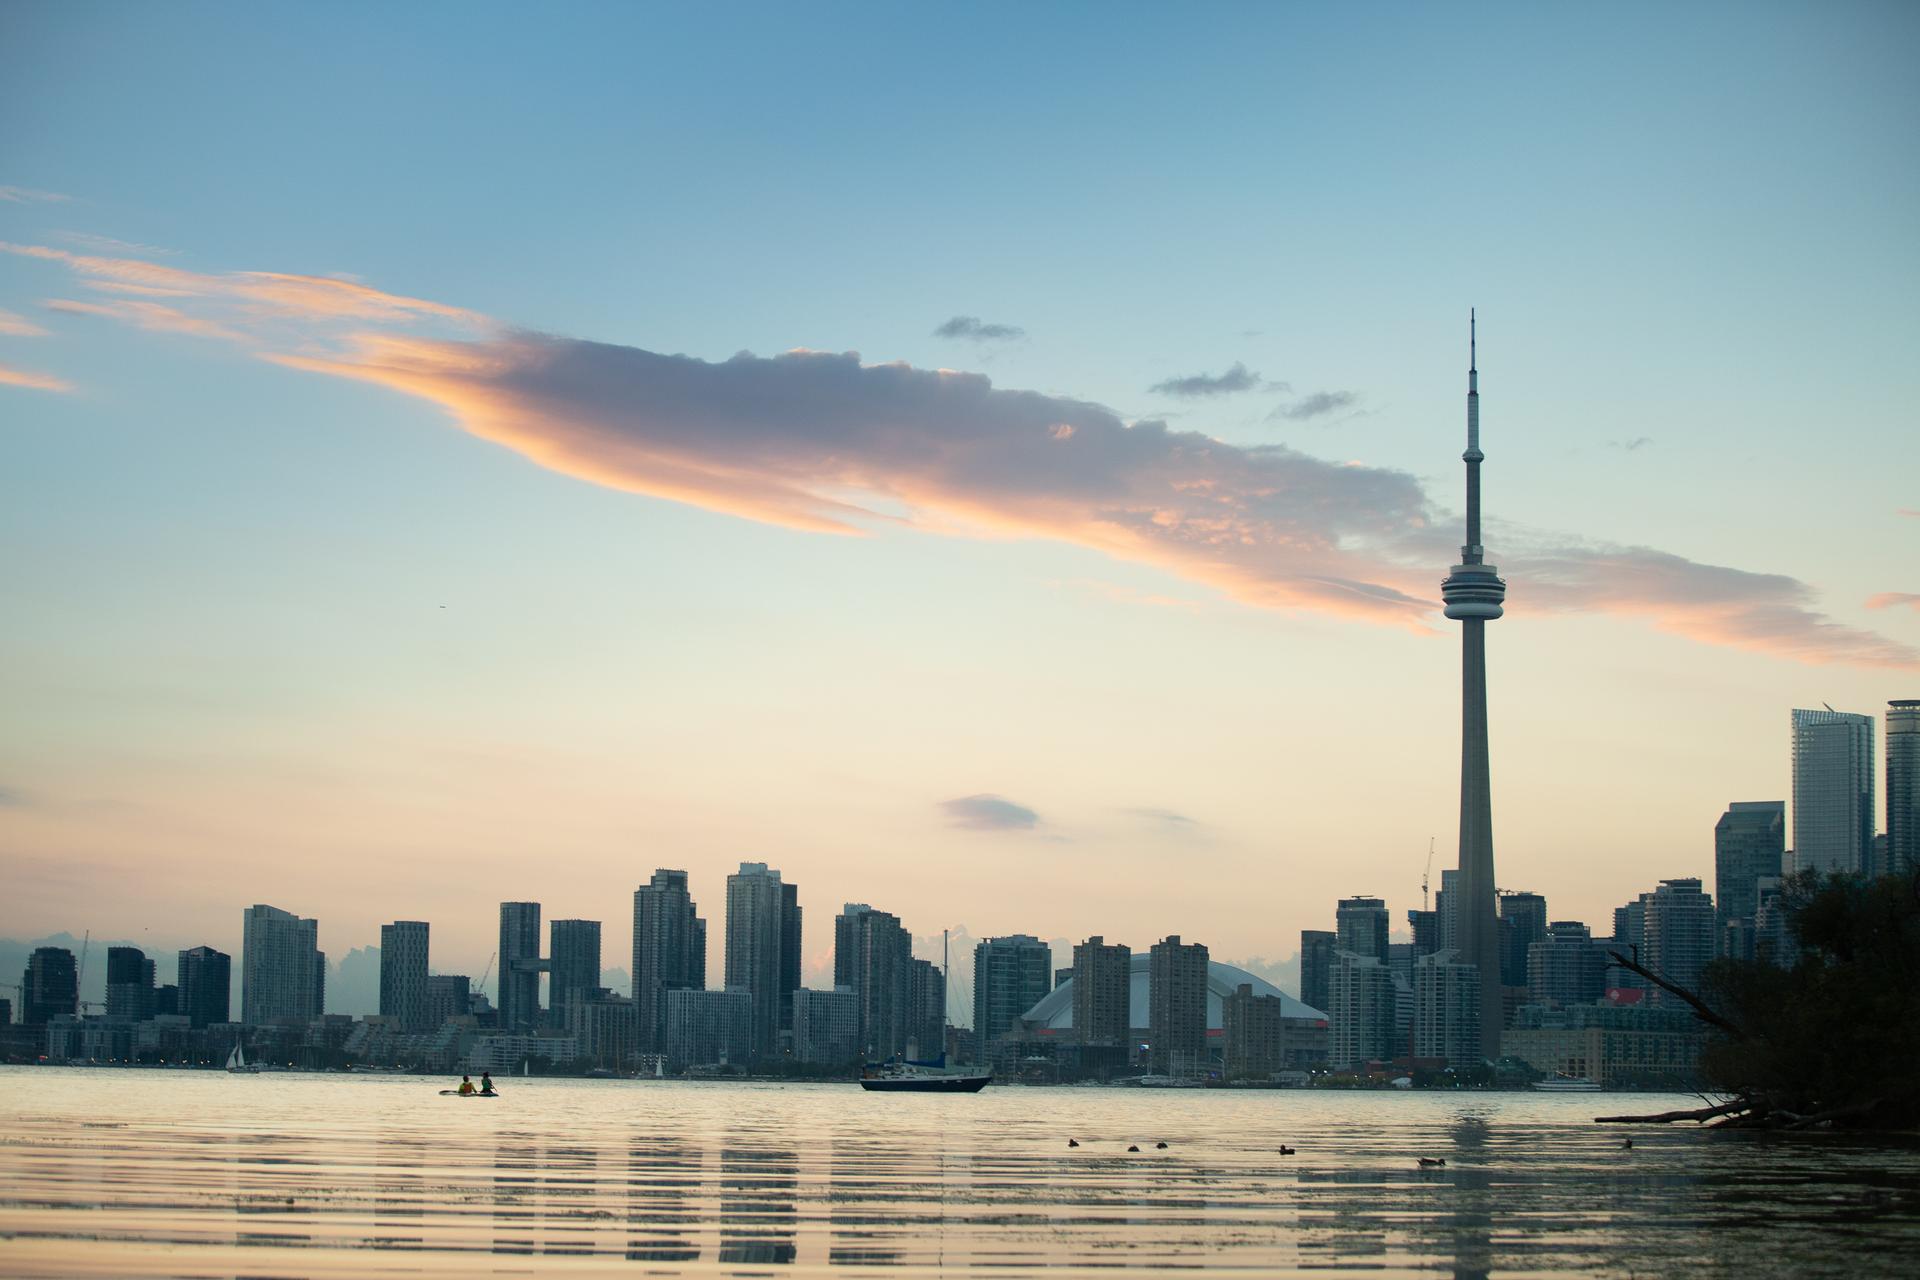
top-left (1412, 949), bottom-right (1481, 1066)
top-left (1335, 897), bottom-right (1390, 963)
top-left (1790, 708), bottom-right (1875, 875)
top-left (1642, 878), bottom-right (1715, 1004)
top-left (498, 902), bottom-right (543, 1034)
top-left (1298, 930), bottom-right (1335, 1014)
top-left (1148, 935), bottom-right (1209, 1076)
top-left (1498, 891), bottom-right (1547, 990)
top-left (1439, 313), bottom-right (1507, 1058)
top-left (1328, 952), bottom-right (1395, 1069)
top-left (838, 904), bottom-right (911, 1058)
top-left (1888, 700), bottom-right (1919, 878)
top-left (177, 945), bottom-right (230, 1027)
top-left (724, 862), bottom-right (789, 1059)
top-left (1714, 802), bottom-right (1785, 944)
top-left (241, 904), bottom-right (324, 1025)
top-left (633, 870), bottom-right (706, 1054)
top-left (21, 946), bottom-right (78, 1025)
top-left (105, 946), bottom-right (153, 1021)
top-left (426, 974), bottom-right (471, 1027)
top-left (1527, 922), bottom-right (1605, 1009)
top-left (548, 919), bottom-right (602, 1031)
top-left (1071, 936), bottom-right (1131, 1047)
top-left (972, 934), bottom-right (1053, 1046)
top-left (906, 956), bottom-right (944, 1057)
top-left (779, 881), bottom-right (802, 1035)
top-left (379, 921), bottom-right (431, 1033)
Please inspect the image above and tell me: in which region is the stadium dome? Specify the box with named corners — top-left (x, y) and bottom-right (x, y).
top-left (1018, 956), bottom-right (1326, 1032)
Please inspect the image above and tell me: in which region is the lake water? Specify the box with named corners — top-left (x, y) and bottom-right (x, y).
top-left (2, 1068), bottom-right (1918, 1278)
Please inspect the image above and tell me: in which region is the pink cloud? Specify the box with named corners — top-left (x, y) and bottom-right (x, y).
top-left (47, 298), bottom-right (246, 342)
top-left (0, 308), bottom-right (48, 337)
top-left (0, 362), bottom-right (73, 392)
top-left (1867, 593), bottom-right (1920, 613)
top-left (0, 186), bottom-right (69, 204)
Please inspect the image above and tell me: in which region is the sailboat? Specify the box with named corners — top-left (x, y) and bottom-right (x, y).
top-left (225, 1041), bottom-right (258, 1074)
top-left (860, 928), bottom-right (991, 1094)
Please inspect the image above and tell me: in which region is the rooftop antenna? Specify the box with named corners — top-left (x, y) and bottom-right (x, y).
top-left (1823, 702), bottom-right (1836, 713)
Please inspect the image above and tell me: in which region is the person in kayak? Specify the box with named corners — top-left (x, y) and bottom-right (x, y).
top-left (457, 1075), bottom-right (475, 1095)
top-left (479, 1072), bottom-right (495, 1095)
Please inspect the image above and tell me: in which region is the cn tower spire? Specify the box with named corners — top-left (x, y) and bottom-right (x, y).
top-left (1440, 310), bottom-right (1507, 1062)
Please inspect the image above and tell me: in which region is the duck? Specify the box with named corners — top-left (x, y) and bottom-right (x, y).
top-left (1155, 1141), bottom-right (1168, 1149)
top-left (1622, 1138), bottom-right (1633, 1149)
top-left (1067, 1139), bottom-right (1079, 1148)
top-left (1278, 1145), bottom-right (1296, 1155)
top-left (1417, 1157), bottom-right (1446, 1167)
top-left (1127, 1144), bottom-right (1140, 1153)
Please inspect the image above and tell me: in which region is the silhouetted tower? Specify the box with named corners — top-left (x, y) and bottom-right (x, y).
top-left (1439, 312), bottom-right (1506, 1059)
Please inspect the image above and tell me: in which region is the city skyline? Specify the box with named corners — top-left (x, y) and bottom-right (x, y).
top-left (3, 5), bottom-right (1918, 984)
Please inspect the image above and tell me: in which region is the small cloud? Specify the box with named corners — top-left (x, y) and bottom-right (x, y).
top-left (941, 793), bottom-right (1040, 831)
top-left (0, 308), bottom-right (48, 336)
top-left (0, 361), bottom-right (72, 392)
top-left (0, 784), bottom-right (23, 806)
top-left (1272, 390), bottom-right (1360, 421)
top-left (47, 297), bottom-right (244, 342)
top-left (1124, 807), bottom-right (1199, 827)
top-left (1867, 593), bottom-right (1920, 613)
top-left (934, 315), bottom-right (1025, 342)
top-left (1608, 437), bottom-right (1655, 452)
top-left (0, 186), bottom-right (70, 204)
top-left (1899, 508), bottom-right (1920, 520)
top-left (1150, 362), bottom-right (1267, 398)
top-left (53, 231), bottom-right (175, 258)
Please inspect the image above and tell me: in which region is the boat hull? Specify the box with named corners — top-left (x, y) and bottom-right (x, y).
top-left (859, 1074), bottom-right (990, 1093)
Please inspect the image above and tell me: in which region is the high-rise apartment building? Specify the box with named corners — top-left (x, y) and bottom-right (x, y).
top-left (1790, 708), bottom-right (1876, 875)
top-left (1408, 909), bottom-right (1439, 957)
top-left (1498, 891), bottom-right (1548, 989)
top-left (241, 904), bottom-right (324, 1025)
top-left (1413, 949), bottom-right (1483, 1066)
top-left (426, 974), bottom-right (471, 1027)
top-left (1527, 922), bottom-right (1604, 1009)
top-left (724, 862), bottom-right (789, 1059)
top-left (779, 881), bottom-right (803, 1034)
top-left (1148, 935), bottom-right (1209, 1076)
top-left (105, 946), bottom-right (153, 1022)
top-left (21, 947), bottom-right (78, 1025)
top-left (972, 934), bottom-right (1053, 1045)
top-left (1299, 930), bottom-right (1335, 1014)
top-left (1435, 868), bottom-right (1460, 953)
top-left (1642, 878), bottom-right (1715, 1004)
top-left (1714, 801), bottom-right (1785, 945)
top-left (906, 957), bottom-right (944, 1057)
top-left (1328, 952), bottom-right (1395, 1070)
top-left (1889, 700), bottom-right (1919, 878)
top-left (498, 902), bottom-right (543, 1034)
top-left (177, 946), bottom-right (231, 1027)
top-left (837, 904), bottom-right (912, 1059)
top-left (378, 921), bottom-right (431, 1032)
top-left (1335, 897), bottom-right (1390, 963)
top-left (1222, 982), bottom-right (1286, 1080)
top-left (1071, 936), bottom-right (1131, 1047)
top-left (548, 919), bottom-right (602, 1031)
top-left (632, 870), bottom-right (706, 1054)
top-left (663, 987), bottom-right (752, 1068)
top-left (791, 987), bottom-right (861, 1066)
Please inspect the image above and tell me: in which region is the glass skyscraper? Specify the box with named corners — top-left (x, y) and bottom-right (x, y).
top-left (1790, 708), bottom-right (1875, 876)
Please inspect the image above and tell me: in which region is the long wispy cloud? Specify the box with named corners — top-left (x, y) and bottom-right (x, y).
top-left (0, 186), bottom-right (69, 204)
top-left (0, 361), bottom-right (73, 392)
top-left (6, 240), bottom-right (1915, 668)
top-left (1867, 593), bottom-right (1920, 614)
top-left (1272, 389), bottom-right (1359, 421)
top-left (0, 308), bottom-right (48, 337)
top-left (1150, 362), bottom-right (1267, 398)
top-left (942, 794), bottom-right (1041, 831)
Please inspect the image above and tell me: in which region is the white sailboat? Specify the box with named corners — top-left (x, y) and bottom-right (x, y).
top-left (225, 1041), bottom-right (258, 1074)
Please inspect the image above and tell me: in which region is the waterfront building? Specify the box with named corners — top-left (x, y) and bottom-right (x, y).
top-left (548, 918), bottom-right (602, 1032)
top-left (497, 901), bottom-right (543, 1034)
top-left (105, 946), bottom-right (153, 1022)
top-left (1714, 801), bottom-right (1785, 947)
top-left (462, 1033), bottom-right (579, 1074)
top-left (1071, 936), bottom-right (1131, 1047)
top-left (632, 869), bottom-right (706, 1054)
top-left (725, 862), bottom-right (790, 1060)
top-left (779, 881), bottom-right (802, 1035)
top-left (1335, 897), bottom-right (1389, 963)
top-left (176, 946), bottom-right (230, 1027)
top-left (378, 921), bottom-right (431, 1033)
top-left (1890, 700), bottom-right (1919, 877)
top-left (791, 987), bottom-right (861, 1067)
top-left (425, 974), bottom-right (471, 1028)
top-left (565, 993), bottom-right (638, 1071)
top-left (1298, 930), bottom-right (1335, 1012)
top-left (1506, 1001), bottom-right (1706, 1089)
top-left (906, 957), bottom-right (944, 1058)
top-left (837, 904), bottom-right (912, 1059)
top-left (1328, 952), bottom-right (1396, 1070)
top-left (1790, 708), bottom-right (1876, 875)
top-left (1147, 935), bottom-right (1209, 1076)
top-left (1498, 891), bottom-right (1547, 991)
top-left (663, 987), bottom-right (752, 1068)
top-left (21, 947), bottom-right (78, 1025)
top-left (1221, 982), bottom-right (1286, 1080)
top-left (1412, 949), bottom-right (1481, 1066)
top-left (972, 934), bottom-right (1053, 1050)
top-left (241, 904), bottom-right (324, 1025)
top-left (1642, 878), bottom-right (1715, 1003)
top-left (1528, 922), bottom-right (1605, 1009)
top-left (1440, 314), bottom-right (1508, 1059)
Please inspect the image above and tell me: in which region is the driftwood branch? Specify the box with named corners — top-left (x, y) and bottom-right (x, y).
top-left (1595, 1098), bottom-right (1748, 1125)
top-left (1606, 950), bottom-right (1746, 1040)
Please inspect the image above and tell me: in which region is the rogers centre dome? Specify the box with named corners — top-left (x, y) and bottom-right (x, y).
top-left (1018, 956), bottom-right (1327, 1033)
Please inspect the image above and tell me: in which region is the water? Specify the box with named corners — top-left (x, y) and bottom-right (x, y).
top-left (2, 1068), bottom-right (1918, 1278)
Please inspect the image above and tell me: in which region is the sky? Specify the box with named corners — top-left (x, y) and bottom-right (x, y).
top-left (2, 2), bottom-right (1916, 1009)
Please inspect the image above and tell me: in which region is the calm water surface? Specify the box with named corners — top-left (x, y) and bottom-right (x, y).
top-left (3, 1067), bottom-right (1918, 1278)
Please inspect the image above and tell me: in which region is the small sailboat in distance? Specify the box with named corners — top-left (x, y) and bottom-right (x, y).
top-left (225, 1041), bottom-right (258, 1074)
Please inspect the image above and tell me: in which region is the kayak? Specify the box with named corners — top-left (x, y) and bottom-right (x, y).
top-left (437, 1090), bottom-right (501, 1097)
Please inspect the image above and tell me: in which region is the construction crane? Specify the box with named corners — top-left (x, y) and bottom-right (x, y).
top-left (478, 951), bottom-right (497, 1000)
top-left (73, 929), bottom-right (103, 1014)
top-left (1422, 837), bottom-right (1435, 912)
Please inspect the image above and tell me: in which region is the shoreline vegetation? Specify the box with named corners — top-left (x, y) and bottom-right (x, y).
top-left (1598, 869), bottom-right (1920, 1132)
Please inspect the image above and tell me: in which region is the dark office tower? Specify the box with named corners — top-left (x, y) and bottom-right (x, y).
top-left (1148, 935), bottom-right (1209, 1075)
top-left (779, 881), bottom-right (802, 1034)
top-left (177, 946), bottom-right (231, 1027)
top-left (21, 946), bottom-right (78, 1024)
top-left (105, 946), bottom-right (153, 1021)
top-left (1299, 930), bottom-right (1335, 1013)
top-left (1714, 802), bottom-right (1785, 944)
top-left (1643, 878), bottom-right (1715, 1005)
top-left (1408, 909), bottom-right (1439, 958)
top-left (633, 869), bottom-right (706, 1054)
top-left (839, 904), bottom-right (910, 1058)
top-left (426, 974), bottom-right (471, 1027)
top-left (725, 862), bottom-right (788, 1060)
top-left (972, 934), bottom-right (1053, 1044)
top-left (1435, 868), bottom-right (1460, 952)
top-left (1441, 314), bottom-right (1508, 1059)
top-left (1498, 891), bottom-right (1547, 990)
top-left (1890, 701), bottom-right (1920, 878)
top-left (1335, 897), bottom-right (1390, 963)
top-left (0, 999), bottom-right (10, 1026)
top-left (1609, 896), bottom-right (1649, 990)
top-left (242, 904), bottom-right (323, 1025)
top-left (906, 957), bottom-right (944, 1056)
top-left (548, 919), bottom-right (602, 1031)
top-left (378, 921), bottom-right (431, 1033)
top-left (1791, 708), bottom-right (1876, 875)
top-left (1071, 936), bottom-right (1131, 1046)
top-left (498, 902), bottom-right (543, 1034)
top-left (1528, 922), bottom-right (1605, 1009)
top-left (834, 904), bottom-right (870, 990)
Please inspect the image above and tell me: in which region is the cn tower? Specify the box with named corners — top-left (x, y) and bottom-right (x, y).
top-left (1440, 311), bottom-right (1507, 1059)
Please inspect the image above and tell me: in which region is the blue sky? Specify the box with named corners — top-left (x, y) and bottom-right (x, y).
top-left (2, 2), bottom-right (1915, 989)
